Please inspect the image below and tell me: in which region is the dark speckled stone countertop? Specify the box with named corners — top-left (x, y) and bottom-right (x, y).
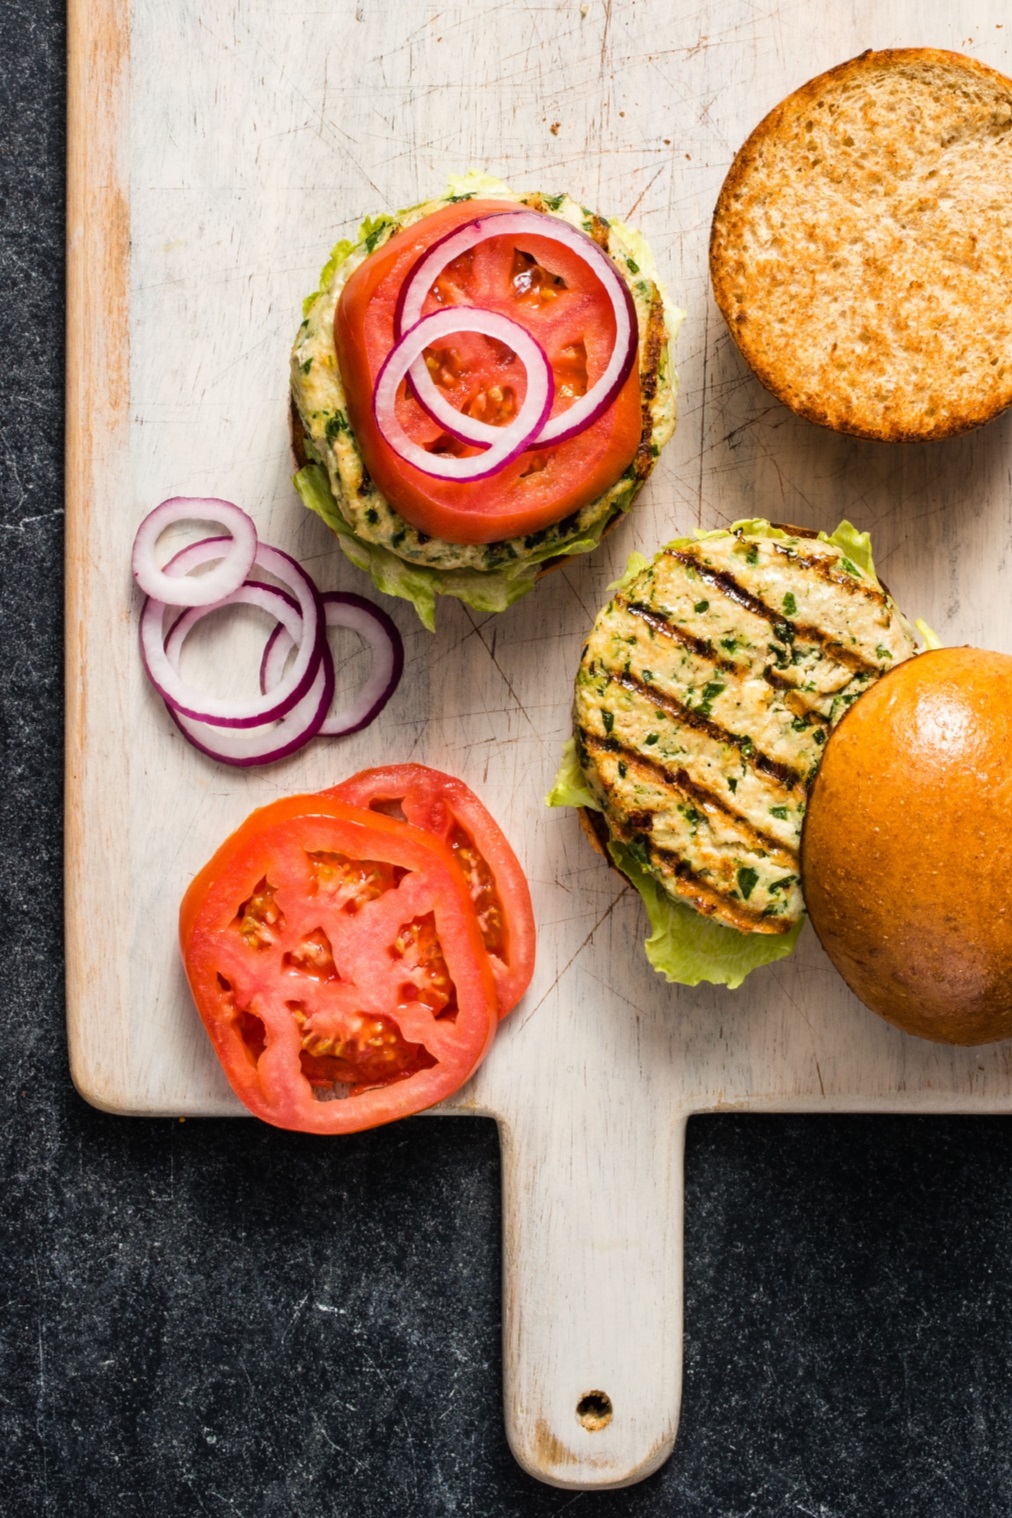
top-left (6, 6), bottom-right (1012, 1514)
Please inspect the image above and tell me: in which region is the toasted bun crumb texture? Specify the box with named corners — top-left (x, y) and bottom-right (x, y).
top-left (801, 646), bottom-right (1012, 1044)
top-left (710, 49), bottom-right (1012, 441)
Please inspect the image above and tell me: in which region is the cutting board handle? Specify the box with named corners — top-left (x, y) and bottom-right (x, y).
top-left (498, 1109), bottom-right (687, 1488)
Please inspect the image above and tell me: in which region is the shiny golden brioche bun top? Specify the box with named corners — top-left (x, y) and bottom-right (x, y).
top-left (800, 646), bottom-right (1012, 1044)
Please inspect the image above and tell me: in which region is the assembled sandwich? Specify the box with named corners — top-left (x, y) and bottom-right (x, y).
top-left (291, 172), bottom-right (681, 628)
top-left (550, 519), bottom-right (928, 987)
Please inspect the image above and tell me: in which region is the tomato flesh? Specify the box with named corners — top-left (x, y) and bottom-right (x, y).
top-left (180, 796), bottom-right (498, 1134)
top-left (335, 199), bottom-right (642, 544)
top-left (326, 764), bottom-right (535, 1017)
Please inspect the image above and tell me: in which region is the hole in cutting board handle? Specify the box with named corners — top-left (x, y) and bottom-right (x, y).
top-left (575, 1390), bottom-right (613, 1431)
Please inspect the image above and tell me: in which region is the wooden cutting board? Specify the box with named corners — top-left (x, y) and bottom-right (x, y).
top-left (66, 0), bottom-right (1012, 1490)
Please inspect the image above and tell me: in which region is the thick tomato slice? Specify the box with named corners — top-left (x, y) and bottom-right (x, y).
top-left (179, 795), bottom-right (498, 1134)
top-left (335, 199), bottom-right (642, 544)
top-left (326, 765), bottom-right (535, 1018)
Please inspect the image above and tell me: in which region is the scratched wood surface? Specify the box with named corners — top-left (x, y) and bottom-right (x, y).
top-left (66, 0), bottom-right (1012, 1490)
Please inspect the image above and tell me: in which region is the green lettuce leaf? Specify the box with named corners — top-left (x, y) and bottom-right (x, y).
top-left (607, 550), bottom-right (651, 595)
top-left (607, 839), bottom-right (804, 988)
top-left (821, 518), bottom-right (876, 578)
top-left (303, 239), bottom-right (353, 317)
top-left (665, 516), bottom-right (879, 581)
top-left (547, 739), bottom-right (803, 988)
top-left (294, 463), bottom-right (633, 631)
top-left (546, 738), bottom-right (598, 810)
top-left (915, 617), bottom-right (942, 650)
top-left (302, 213), bottom-right (398, 318)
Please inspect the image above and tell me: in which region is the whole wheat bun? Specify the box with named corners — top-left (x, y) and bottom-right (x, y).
top-left (800, 646), bottom-right (1012, 1044)
top-left (710, 48), bottom-right (1012, 442)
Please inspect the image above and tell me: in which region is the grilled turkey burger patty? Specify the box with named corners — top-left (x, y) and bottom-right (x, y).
top-left (572, 523), bottom-right (918, 937)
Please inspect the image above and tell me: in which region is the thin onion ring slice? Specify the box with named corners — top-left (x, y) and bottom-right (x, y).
top-left (261, 591), bottom-right (404, 738)
top-left (131, 497), bottom-right (258, 607)
top-left (163, 581), bottom-right (335, 767)
top-left (394, 210), bottom-right (638, 450)
top-left (139, 539), bottom-right (323, 728)
top-left (372, 306), bottom-right (554, 482)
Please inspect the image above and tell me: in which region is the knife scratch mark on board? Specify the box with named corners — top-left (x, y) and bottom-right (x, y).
top-left (369, 11), bottom-right (441, 64)
top-left (557, 568), bottom-right (599, 628)
top-left (769, 966), bottom-right (819, 1039)
top-left (625, 164), bottom-right (666, 223)
top-left (513, 892), bottom-right (625, 1035)
top-left (600, 0), bottom-right (613, 76)
top-left (462, 607), bottom-right (546, 744)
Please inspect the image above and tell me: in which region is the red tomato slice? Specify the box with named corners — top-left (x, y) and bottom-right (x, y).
top-left (326, 765), bottom-right (536, 1018)
top-left (335, 199), bottom-right (642, 545)
top-left (179, 795), bottom-right (498, 1134)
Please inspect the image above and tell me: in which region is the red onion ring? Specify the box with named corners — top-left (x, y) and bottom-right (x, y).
top-left (138, 538), bottom-right (323, 728)
top-left (260, 591), bottom-right (404, 738)
top-left (131, 497), bottom-right (258, 607)
top-left (372, 307), bottom-right (554, 482)
top-left (162, 582), bottom-right (336, 768)
top-left (394, 210), bottom-right (638, 450)
top-left (132, 501), bottom-right (403, 765)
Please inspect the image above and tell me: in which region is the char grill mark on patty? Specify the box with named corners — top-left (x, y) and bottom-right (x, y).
top-left (642, 841), bottom-right (783, 933)
top-left (611, 670), bottom-right (807, 792)
top-left (769, 541), bottom-right (889, 605)
top-left (619, 596), bottom-right (740, 675)
top-left (665, 546), bottom-right (883, 676)
top-left (586, 213), bottom-right (612, 249)
top-left (579, 730), bottom-right (795, 861)
top-left (579, 732), bottom-right (794, 934)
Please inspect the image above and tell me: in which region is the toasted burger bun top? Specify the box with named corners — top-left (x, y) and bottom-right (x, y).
top-left (801, 646), bottom-right (1012, 1045)
top-left (710, 48), bottom-right (1012, 442)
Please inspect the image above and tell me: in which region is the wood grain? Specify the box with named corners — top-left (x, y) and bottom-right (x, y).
top-left (66, 0), bottom-right (1012, 1489)
top-left (65, 0), bottom-right (133, 1110)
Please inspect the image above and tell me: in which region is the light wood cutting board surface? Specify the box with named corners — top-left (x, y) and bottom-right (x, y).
top-left (66, 0), bottom-right (1012, 1489)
